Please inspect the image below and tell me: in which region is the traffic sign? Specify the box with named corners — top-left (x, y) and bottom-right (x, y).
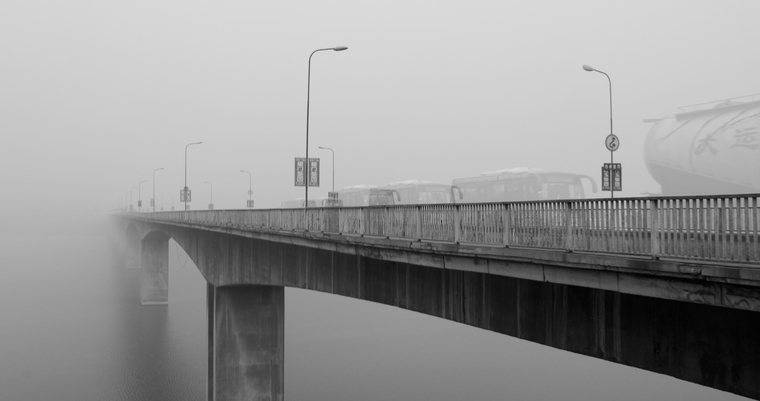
top-left (248, 190), bottom-right (253, 196)
top-left (605, 134), bottom-right (620, 152)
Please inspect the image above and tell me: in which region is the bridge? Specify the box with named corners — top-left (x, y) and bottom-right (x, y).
top-left (112, 193), bottom-right (760, 401)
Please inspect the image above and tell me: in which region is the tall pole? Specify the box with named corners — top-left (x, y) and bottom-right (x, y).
top-left (318, 146), bottom-right (335, 193)
top-left (167, 191), bottom-right (174, 211)
top-left (583, 64), bottom-right (614, 199)
top-left (138, 180), bottom-right (147, 212)
top-left (240, 170), bottom-right (252, 209)
top-left (305, 46), bottom-right (347, 211)
top-left (184, 141), bottom-right (203, 210)
top-left (152, 167), bottom-right (165, 212)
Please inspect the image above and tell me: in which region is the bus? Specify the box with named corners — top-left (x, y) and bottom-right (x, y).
top-left (380, 180), bottom-right (457, 204)
top-left (281, 199), bottom-right (316, 208)
top-left (451, 167), bottom-right (597, 203)
top-left (337, 185), bottom-right (400, 207)
top-left (281, 198), bottom-right (342, 208)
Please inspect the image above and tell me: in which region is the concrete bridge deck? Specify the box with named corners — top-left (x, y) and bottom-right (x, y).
top-left (114, 193), bottom-right (760, 401)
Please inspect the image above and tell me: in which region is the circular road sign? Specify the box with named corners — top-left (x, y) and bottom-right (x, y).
top-left (605, 134), bottom-right (620, 152)
top-left (248, 190), bottom-right (254, 196)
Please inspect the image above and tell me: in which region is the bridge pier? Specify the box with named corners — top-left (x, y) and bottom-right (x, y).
top-left (207, 284), bottom-right (284, 401)
top-left (140, 232), bottom-right (169, 305)
top-left (125, 223), bottom-right (141, 268)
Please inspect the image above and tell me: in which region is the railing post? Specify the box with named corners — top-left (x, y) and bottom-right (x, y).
top-left (359, 207), bottom-right (366, 236)
top-left (564, 201), bottom-right (574, 250)
top-left (384, 207), bottom-right (389, 237)
top-left (415, 206), bottom-right (422, 240)
top-left (502, 203), bottom-right (511, 246)
top-left (453, 204), bottom-right (461, 244)
top-left (650, 198), bottom-right (660, 259)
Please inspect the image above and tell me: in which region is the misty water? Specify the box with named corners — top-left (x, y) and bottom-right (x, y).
top-left (0, 225), bottom-right (749, 401)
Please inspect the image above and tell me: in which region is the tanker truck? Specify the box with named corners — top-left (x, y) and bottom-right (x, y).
top-left (644, 94), bottom-right (760, 195)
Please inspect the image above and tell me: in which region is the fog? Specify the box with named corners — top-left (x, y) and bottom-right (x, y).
top-left (1, 1), bottom-right (757, 400)
top-left (2, 1), bottom-right (759, 229)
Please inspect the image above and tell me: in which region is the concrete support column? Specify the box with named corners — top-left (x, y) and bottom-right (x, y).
top-left (140, 233), bottom-right (169, 305)
top-left (126, 225), bottom-right (142, 268)
top-left (209, 285), bottom-right (284, 401)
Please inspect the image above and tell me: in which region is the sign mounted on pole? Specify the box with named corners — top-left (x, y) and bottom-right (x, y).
top-left (601, 163), bottom-right (622, 191)
top-left (180, 188), bottom-right (192, 202)
top-left (294, 157), bottom-right (320, 187)
top-left (605, 134), bottom-right (620, 152)
top-left (308, 158), bottom-right (320, 187)
top-left (295, 158), bottom-right (306, 186)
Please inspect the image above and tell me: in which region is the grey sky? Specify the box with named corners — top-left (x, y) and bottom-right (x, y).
top-left (1, 0), bottom-right (758, 226)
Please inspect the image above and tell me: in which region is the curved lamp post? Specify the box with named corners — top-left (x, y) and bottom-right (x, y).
top-left (318, 146), bottom-right (335, 193)
top-left (184, 141), bottom-right (203, 210)
top-left (152, 168), bottom-right (164, 212)
top-left (305, 46), bottom-right (347, 210)
top-left (582, 65), bottom-right (612, 141)
top-left (583, 64), bottom-right (615, 199)
top-left (240, 170), bottom-right (252, 209)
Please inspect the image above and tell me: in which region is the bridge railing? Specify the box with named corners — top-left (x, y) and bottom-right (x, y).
top-left (140, 194), bottom-right (760, 264)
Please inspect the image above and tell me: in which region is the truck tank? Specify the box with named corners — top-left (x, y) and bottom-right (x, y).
top-left (644, 94), bottom-right (760, 195)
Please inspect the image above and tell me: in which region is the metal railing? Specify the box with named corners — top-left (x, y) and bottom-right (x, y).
top-left (135, 194), bottom-right (760, 264)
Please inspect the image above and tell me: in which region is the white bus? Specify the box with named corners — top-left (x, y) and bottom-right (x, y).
top-left (337, 185), bottom-right (400, 207)
top-left (280, 199), bottom-right (316, 208)
top-left (451, 167), bottom-right (597, 203)
top-left (281, 198), bottom-right (342, 208)
top-left (380, 180), bottom-right (457, 204)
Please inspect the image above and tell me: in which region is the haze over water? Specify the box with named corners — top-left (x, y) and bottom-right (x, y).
top-left (0, 223), bottom-right (749, 401)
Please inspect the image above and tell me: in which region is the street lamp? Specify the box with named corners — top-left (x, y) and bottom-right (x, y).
top-left (184, 141), bottom-right (203, 210)
top-left (240, 170), bottom-right (252, 209)
top-left (583, 64), bottom-right (616, 199)
top-left (204, 181), bottom-right (213, 210)
top-left (138, 180), bottom-right (147, 212)
top-left (318, 146), bottom-right (335, 193)
top-left (304, 46), bottom-right (347, 210)
top-left (152, 168), bottom-right (165, 212)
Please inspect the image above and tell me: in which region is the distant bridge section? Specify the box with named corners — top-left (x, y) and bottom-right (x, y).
top-left (114, 193), bottom-right (760, 401)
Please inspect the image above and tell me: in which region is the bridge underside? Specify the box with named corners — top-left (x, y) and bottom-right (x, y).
top-left (130, 222), bottom-right (760, 400)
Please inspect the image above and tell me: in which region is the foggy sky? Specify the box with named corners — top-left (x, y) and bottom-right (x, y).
top-left (1, 0), bottom-right (759, 228)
